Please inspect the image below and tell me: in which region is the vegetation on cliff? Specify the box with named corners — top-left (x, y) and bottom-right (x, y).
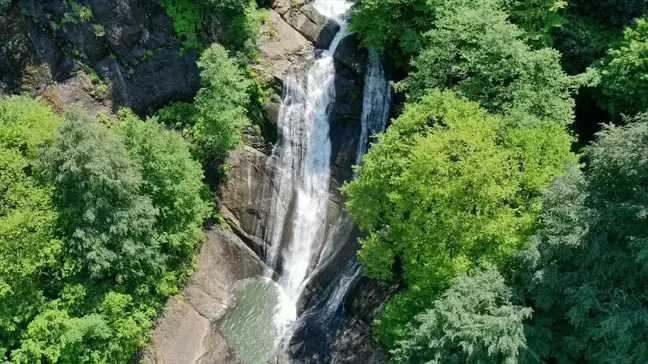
top-left (0, 97), bottom-right (211, 362)
top-left (346, 0), bottom-right (648, 362)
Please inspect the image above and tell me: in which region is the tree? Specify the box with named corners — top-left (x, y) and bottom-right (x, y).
top-left (192, 43), bottom-right (252, 158)
top-left (342, 90), bottom-right (575, 346)
top-left (391, 266), bottom-right (532, 364)
top-left (0, 97), bottom-right (62, 354)
top-left (571, 0), bottom-right (646, 28)
top-left (518, 115), bottom-right (648, 363)
top-left (41, 108), bottom-right (161, 282)
top-left (596, 18), bottom-right (648, 116)
top-left (398, 2), bottom-right (575, 125)
top-left (504, 0), bottom-right (568, 47)
top-left (349, 0), bottom-right (434, 63)
top-left (114, 109), bottom-right (210, 259)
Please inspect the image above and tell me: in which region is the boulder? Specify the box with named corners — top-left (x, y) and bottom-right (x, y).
top-left (282, 6), bottom-right (340, 49)
top-left (143, 228), bottom-right (265, 364)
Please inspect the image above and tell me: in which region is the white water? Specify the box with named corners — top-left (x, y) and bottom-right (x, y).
top-left (306, 49), bottom-right (392, 325)
top-left (355, 51), bottom-right (392, 167)
top-left (263, 0), bottom-right (353, 336)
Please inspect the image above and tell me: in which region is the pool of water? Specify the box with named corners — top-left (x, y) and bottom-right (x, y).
top-left (217, 277), bottom-right (296, 364)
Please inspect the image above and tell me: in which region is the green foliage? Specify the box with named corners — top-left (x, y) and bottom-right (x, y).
top-left (0, 97), bottom-right (63, 352)
top-left (156, 101), bottom-right (197, 129)
top-left (158, 0), bottom-right (203, 50)
top-left (349, 0), bottom-right (434, 64)
top-left (221, 0), bottom-right (268, 61)
top-left (0, 97), bottom-right (208, 362)
top-left (342, 90), bottom-right (575, 346)
top-left (571, 0), bottom-right (646, 28)
top-left (397, 1), bottom-right (576, 125)
top-left (504, 0), bottom-right (567, 47)
top-left (391, 266), bottom-right (532, 364)
top-left (553, 14), bottom-right (622, 74)
top-left (596, 18), bottom-right (648, 116)
top-left (192, 43), bottom-right (252, 158)
top-left (41, 108), bottom-right (162, 282)
top-left (114, 109), bottom-right (211, 259)
top-left (517, 115), bottom-right (648, 363)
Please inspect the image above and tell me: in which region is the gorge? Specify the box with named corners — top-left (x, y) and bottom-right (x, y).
top-left (143, 0), bottom-right (393, 363)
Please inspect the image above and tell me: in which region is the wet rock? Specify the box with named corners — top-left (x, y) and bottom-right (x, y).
top-left (282, 6), bottom-right (340, 49)
top-left (262, 100), bottom-right (281, 126)
top-left (333, 34), bottom-right (368, 75)
top-left (220, 147), bottom-right (277, 253)
top-left (329, 60), bottom-right (363, 193)
top-left (143, 228), bottom-right (265, 364)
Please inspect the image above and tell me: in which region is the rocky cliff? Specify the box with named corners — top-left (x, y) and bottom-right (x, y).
top-left (1, 0), bottom-right (200, 114)
top-left (1, 0), bottom-right (393, 362)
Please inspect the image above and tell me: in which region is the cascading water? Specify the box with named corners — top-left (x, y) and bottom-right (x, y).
top-left (355, 51), bottom-right (392, 167)
top-left (265, 0), bottom-right (352, 318)
top-left (217, 2), bottom-right (392, 362)
top-left (292, 48), bottom-right (392, 328)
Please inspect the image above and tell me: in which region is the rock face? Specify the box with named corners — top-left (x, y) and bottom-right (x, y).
top-left (1, 0), bottom-right (199, 113)
top-left (219, 146), bottom-right (276, 257)
top-left (143, 228), bottom-right (265, 364)
top-left (256, 9), bottom-right (312, 87)
top-left (282, 5), bottom-right (340, 49)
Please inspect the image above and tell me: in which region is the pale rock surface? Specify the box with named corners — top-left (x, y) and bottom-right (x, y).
top-left (143, 228), bottom-right (265, 364)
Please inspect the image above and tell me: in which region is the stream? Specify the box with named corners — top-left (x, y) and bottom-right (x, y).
top-left (216, 1), bottom-right (391, 362)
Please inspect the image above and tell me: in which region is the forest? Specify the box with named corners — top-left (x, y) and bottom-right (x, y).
top-left (1, 0), bottom-right (648, 362)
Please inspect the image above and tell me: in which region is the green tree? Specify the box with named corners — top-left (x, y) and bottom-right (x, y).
top-left (114, 109), bottom-right (210, 259)
top-left (41, 108), bottom-right (161, 282)
top-left (596, 17), bottom-right (648, 116)
top-left (342, 90), bottom-right (575, 346)
top-left (504, 0), bottom-right (567, 47)
top-left (192, 43), bottom-right (252, 158)
top-left (398, 2), bottom-right (575, 125)
top-left (571, 0), bottom-right (646, 28)
top-left (519, 115), bottom-right (648, 363)
top-left (391, 266), bottom-right (532, 364)
top-left (0, 97), bottom-right (63, 354)
top-left (349, 0), bottom-right (434, 63)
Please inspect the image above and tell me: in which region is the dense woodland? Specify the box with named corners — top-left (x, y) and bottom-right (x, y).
top-left (344, 0), bottom-right (648, 362)
top-left (1, 0), bottom-right (648, 363)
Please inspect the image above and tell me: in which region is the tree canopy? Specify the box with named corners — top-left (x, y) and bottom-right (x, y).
top-left (342, 90), bottom-right (575, 346)
top-left (0, 98), bottom-right (209, 363)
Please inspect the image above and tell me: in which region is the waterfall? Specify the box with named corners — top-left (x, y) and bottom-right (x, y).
top-left (303, 49), bottom-right (392, 325)
top-left (355, 51), bottom-right (392, 167)
top-left (264, 0), bottom-right (353, 334)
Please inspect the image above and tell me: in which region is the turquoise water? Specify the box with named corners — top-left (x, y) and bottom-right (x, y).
top-left (217, 277), bottom-right (295, 364)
